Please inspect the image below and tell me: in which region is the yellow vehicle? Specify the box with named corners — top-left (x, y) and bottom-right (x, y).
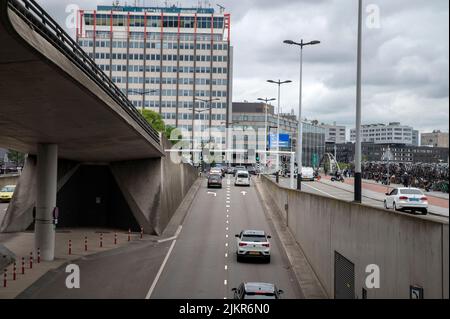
top-left (0, 185), bottom-right (16, 202)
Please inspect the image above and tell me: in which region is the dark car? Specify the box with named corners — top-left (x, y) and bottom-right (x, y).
top-left (247, 166), bottom-right (257, 175)
top-left (225, 166), bottom-right (234, 175)
top-left (232, 282), bottom-right (283, 299)
top-left (207, 174), bottom-right (222, 188)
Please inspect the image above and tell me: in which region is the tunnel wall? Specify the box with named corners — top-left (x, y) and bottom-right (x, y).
top-left (260, 175), bottom-right (449, 299)
top-left (1, 139), bottom-right (198, 235)
top-left (110, 137), bottom-right (198, 235)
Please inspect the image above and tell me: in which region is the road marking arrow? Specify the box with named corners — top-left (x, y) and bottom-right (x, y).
top-left (241, 191), bottom-right (247, 196)
top-left (207, 192), bottom-right (217, 197)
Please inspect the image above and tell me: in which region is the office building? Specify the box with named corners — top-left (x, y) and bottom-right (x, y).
top-left (421, 130), bottom-right (449, 148)
top-left (350, 122), bottom-right (414, 145)
top-left (231, 102), bottom-right (326, 167)
top-left (320, 122), bottom-right (346, 144)
top-left (77, 4), bottom-right (232, 143)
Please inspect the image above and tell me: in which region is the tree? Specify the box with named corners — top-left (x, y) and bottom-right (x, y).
top-left (311, 119), bottom-right (319, 125)
top-left (142, 109), bottom-right (165, 132)
top-left (7, 150), bottom-right (25, 167)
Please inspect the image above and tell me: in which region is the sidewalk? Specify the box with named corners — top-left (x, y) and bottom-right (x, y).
top-left (0, 228), bottom-right (156, 299)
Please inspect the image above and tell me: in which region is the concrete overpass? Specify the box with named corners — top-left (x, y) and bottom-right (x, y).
top-left (0, 0), bottom-right (197, 261)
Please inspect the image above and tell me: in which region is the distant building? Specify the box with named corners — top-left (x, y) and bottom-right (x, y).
top-left (320, 122), bottom-right (346, 144)
top-left (412, 130), bottom-right (420, 146)
top-left (231, 102), bottom-right (326, 167)
top-left (421, 130), bottom-right (449, 148)
top-left (326, 142), bottom-right (448, 164)
top-left (350, 122), bottom-right (415, 145)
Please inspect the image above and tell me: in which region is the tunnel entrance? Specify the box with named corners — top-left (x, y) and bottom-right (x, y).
top-left (56, 164), bottom-right (140, 231)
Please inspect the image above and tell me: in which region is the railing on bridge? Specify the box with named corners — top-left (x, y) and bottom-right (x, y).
top-left (5, 0), bottom-right (161, 145)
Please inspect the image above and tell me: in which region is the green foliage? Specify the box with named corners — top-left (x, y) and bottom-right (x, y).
top-left (7, 150), bottom-right (25, 167)
top-left (142, 109), bottom-right (165, 132)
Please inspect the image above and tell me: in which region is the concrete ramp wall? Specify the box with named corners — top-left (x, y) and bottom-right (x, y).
top-left (0, 174), bottom-right (20, 189)
top-left (1, 138), bottom-right (198, 235)
top-left (260, 175), bottom-right (449, 299)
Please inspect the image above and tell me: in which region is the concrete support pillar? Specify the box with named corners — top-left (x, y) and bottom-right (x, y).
top-left (35, 144), bottom-right (58, 261)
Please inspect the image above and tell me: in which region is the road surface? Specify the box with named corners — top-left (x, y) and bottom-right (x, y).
top-left (17, 175), bottom-right (302, 299)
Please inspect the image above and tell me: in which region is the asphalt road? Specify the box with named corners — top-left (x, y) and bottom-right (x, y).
top-left (150, 175), bottom-right (303, 299)
top-left (17, 175), bottom-right (302, 299)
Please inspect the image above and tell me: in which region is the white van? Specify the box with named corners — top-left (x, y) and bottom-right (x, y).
top-left (301, 167), bottom-right (315, 181)
top-left (235, 170), bottom-right (250, 187)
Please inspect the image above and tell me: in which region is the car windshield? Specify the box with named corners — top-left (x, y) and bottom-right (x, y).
top-left (400, 189), bottom-right (423, 195)
top-left (242, 235), bottom-right (266, 242)
top-left (1, 187), bottom-right (14, 192)
top-left (237, 174), bottom-right (248, 178)
top-left (244, 293), bottom-right (276, 299)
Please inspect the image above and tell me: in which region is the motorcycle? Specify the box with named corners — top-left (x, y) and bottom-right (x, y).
top-left (331, 174), bottom-right (345, 183)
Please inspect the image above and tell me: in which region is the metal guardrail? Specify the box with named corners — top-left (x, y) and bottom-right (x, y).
top-left (5, 0), bottom-right (161, 146)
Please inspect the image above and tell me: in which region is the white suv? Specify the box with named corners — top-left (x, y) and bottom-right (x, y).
top-left (384, 187), bottom-right (429, 215)
top-left (235, 230), bottom-right (271, 263)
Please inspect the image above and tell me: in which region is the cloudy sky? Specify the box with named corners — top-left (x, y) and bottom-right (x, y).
top-left (39, 0), bottom-right (449, 133)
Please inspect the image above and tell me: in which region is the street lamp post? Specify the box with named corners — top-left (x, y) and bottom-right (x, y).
top-left (284, 39), bottom-right (321, 190)
top-left (257, 98), bottom-right (276, 166)
top-left (128, 89), bottom-right (158, 114)
top-left (267, 80), bottom-right (292, 172)
top-left (355, 0), bottom-right (363, 203)
top-left (194, 97), bottom-right (220, 146)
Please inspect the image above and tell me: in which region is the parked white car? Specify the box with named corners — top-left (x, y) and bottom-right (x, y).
top-left (235, 230), bottom-right (271, 263)
top-left (384, 187), bottom-right (428, 215)
top-left (235, 170), bottom-right (250, 187)
top-left (300, 167), bottom-right (315, 181)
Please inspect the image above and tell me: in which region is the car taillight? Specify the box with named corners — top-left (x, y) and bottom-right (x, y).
top-left (399, 196), bottom-right (408, 200)
top-left (239, 243), bottom-right (247, 247)
top-left (421, 197), bottom-right (428, 201)
top-left (262, 243), bottom-right (270, 247)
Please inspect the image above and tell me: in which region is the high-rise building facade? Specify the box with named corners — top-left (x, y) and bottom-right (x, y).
top-left (77, 5), bottom-right (232, 144)
top-left (350, 122), bottom-right (414, 145)
top-left (421, 130), bottom-right (449, 148)
top-left (319, 123), bottom-right (347, 144)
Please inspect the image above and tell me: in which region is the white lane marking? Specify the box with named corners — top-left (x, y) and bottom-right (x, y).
top-left (225, 253), bottom-right (228, 258)
top-left (226, 200), bottom-right (230, 204)
top-left (226, 205), bottom-right (230, 208)
top-left (226, 220), bottom-right (229, 224)
top-left (157, 226), bottom-right (182, 243)
top-left (303, 183), bottom-right (338, 199)
top-left (145, 239), bottom-right (177, 299)
top-left (207, 191), bottom-right (217, 197)
top-left (226, 215), bottom-right (229, 218)
top-left (224, 280), bottom-right (227, 285)
top-left (225, 265), bottom-right (228, 270)
top-left (225, 243), bottom-right (228, 247)
top-left (225, 234), bottom-right (228, 238)
top-left (226, 227), bottom-right (229, 231)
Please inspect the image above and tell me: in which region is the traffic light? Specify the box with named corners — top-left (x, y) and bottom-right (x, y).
top-left (256, 153), bottom-right (260, 162)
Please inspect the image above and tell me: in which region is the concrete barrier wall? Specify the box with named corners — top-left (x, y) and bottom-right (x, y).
top-left (0, 174), bottom-right (19, 189)
top-left (261, 175), bottom-right (449, 299)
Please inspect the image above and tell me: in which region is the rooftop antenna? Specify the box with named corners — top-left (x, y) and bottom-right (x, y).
top-left (216, 4), bottom-right (225, 13)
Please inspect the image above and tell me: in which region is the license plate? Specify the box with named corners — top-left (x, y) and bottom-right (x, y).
top-left (249, 251), bottom-right (259, 255)
top-left (409, 198), bottom-right (419, 202)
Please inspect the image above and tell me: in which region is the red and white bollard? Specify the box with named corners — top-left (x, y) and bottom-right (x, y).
top-left (37, 248), bottom-right (41, 264)
top-left (3, 269), bottom-right (6, 288)
top-left (21, 257), bottom-right (25, 275)
top-left (68, 240), bottom-right (72, 255)
top-left (84, 237), bottom-right (88, 251)
top-left (100, 233), bottom-right (103, 248)
top-left (13, 263), bottom-right (16, 281)
top-left (128, 229), bottom-right (131, 242)
top-left (140, 227), bottom-right (143, 239)
top-left (29, 252), bottom-right (33, 269)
